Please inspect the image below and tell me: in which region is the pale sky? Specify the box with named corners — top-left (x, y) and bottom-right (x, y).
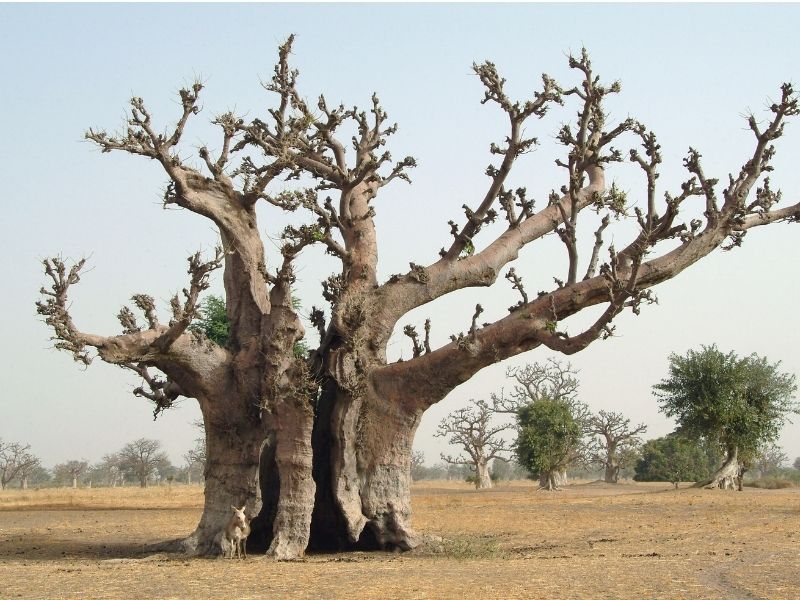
top-left (1, 3), bottom-right (799, 470)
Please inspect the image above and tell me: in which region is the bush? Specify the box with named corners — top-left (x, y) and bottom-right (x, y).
top-left (743, 478), bottom-right (795, 489)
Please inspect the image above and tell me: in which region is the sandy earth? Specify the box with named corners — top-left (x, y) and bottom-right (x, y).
top-left (1, 481), bottom-right (798, 599)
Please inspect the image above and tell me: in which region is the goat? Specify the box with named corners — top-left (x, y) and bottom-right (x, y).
top-left (223, 505), bottom-right (251, 559)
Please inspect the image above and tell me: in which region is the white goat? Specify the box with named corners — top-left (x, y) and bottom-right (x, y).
top-left (223, 505), bottom-right (251, 559)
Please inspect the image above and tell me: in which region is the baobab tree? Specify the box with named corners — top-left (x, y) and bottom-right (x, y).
top-left (492, 358), bottom-right (581, 414)
top-left (119, 438), bottom-right (170, 488)
top-left (493, 359), bottom-right (589, 487)
top-left (37, 38), bottom-right (800, 557)
top-left (0, 440), bottom-right (39, 490)
top-left (183, 439), bottom-right (206, 485)
top-left (436, 399), bottom-right (511, 489)
top-left (585, 410), bottom-right (647, 483)
top-left (53, 460), bottom-right (89, 489)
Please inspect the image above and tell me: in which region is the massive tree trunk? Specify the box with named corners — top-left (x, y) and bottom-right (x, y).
top-left (539, 471), bottom-right (561, 491)
top-left (176, 403), bottom-right (265, 556)
top-left (694, 445), bottom-right (741, 490)
top-left (540, 470), bottom-right (568, 489)
top-left (604, 459), bottom-right (620, 484)
top-left (476, 460), bottom-right (492, 490)
top-left (303, 378), bottom-right (422, 552)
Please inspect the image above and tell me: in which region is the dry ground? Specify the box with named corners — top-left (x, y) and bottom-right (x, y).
top-left (1, 480), bottom-right (799, 599)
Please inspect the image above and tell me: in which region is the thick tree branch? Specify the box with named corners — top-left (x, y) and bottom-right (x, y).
top-left (37, 256), bottom-right (230, 401)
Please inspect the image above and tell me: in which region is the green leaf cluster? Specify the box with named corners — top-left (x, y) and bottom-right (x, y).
top-left (514, 398), bottom-right (581, 475)
top-left (192, 295), bottom-right (229, 347)
top-left (192, 294), bottom-right (309, 358)
top-left (633, 434), bottom-right (718, 483)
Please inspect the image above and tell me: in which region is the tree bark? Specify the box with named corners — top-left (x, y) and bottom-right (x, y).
top-left (604, 461), bottom-right (620, 484)
top-left (539, 471), bottom-right (561, 491)
top-left (694, 446), bottom-right (740, 490)
top-left (299, 379), bottom-right (423, 552)
top-left (476, 461), bottom-right (492, 489)
top-left (173, 403), bottom-right (265, 556)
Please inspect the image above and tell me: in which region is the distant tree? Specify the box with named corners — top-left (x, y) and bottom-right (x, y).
top-left (492, 359), bottom-right (581, 413)
top-left (410, 450), bottom-right (426, 481)
top-left (751, 442), bottom-right (788, 478)
top-left (15, 456), bottom-right (43, 490)
top-left (23, 464), bottom-right (52, 488)
top-left (0, 440), bottom-right (40, 490)
top-left (437, 399), bottom-right (511, 489)
top-left (183, 438), bottom-right (206, 485)
top-left (493, 359), bottom-right (589, 487)
top-left (490, 457), bottom-right (528, 481)
top-left (585, 411), bottom-right (647, 483)
top-left (119, 438), bottom-right (170, 488)
top-left (87, 454), bottom-right (123, 487)
top-left (634, 434), bottom-right (719, 487)
top-left (53, 460), bottom-right (89, 488)
top-left (794, 456), bottom-right (800, 471)
top-left (515, 398), bottom-right (582, 490)
top-left (655, 346), bottom-right (798, 489)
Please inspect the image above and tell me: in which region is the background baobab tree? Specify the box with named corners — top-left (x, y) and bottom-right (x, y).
top-left (493, 359), bottom-right (589, 487)
top-left (0, 440), bottom-right (39, 490)
top-left (183, 439), bottom-right (206, 485)
top-left (37, 37), bottom-right (800, 557)
top-left (53, 460), bottom-right (89, 489)
top-left (118, 438), bottom-right (171, 488)
top-left (436, 399), bottom-right (511, 489)
top-left (585, 410), bottom-right (647, 483)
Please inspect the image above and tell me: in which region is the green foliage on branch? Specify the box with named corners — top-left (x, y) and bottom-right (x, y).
top-left (193, 295), bottom-right (229, 347)
top-left (192, 294), bottom-right (309, 358)
top-left (654, 345), bottom-right (798, 458)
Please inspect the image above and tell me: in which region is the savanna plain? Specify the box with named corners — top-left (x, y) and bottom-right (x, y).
top-left (1, 481), bottom-right (798, 599)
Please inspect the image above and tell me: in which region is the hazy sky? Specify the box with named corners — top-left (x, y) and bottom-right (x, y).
top-left (2, 3), bottom-right (799, 470)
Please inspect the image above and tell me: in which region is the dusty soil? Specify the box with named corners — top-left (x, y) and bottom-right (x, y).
top-left (1, 481), bottom-right (798, 599)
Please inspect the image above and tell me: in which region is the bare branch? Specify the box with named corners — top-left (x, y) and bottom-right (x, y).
top-left (122, 363), bottom-right (186, 419)
top-left (155, 247), bottom-right (225, 353)
top-left (36, 257), bottom-right (92, 365)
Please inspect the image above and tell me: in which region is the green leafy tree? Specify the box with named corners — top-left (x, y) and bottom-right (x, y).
top-left (515, 398), bottom-right (581, 490)
top-left (634, 434), bottom-right (718, 487)
top-left (654, 346), bottom-right (798, 489)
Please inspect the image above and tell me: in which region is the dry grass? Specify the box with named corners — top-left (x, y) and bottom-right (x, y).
top-left (1, 480), bottom-right (799, 599)
top-left (0, 485), bottom-right (204, 511)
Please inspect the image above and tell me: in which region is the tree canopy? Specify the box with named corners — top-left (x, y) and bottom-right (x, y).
top-left (515, 398), bottom-right (582, 490)
top-left (654, 346), bottom-right (797, 488)
top-left (655, 346), bottom-right (797, 458)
